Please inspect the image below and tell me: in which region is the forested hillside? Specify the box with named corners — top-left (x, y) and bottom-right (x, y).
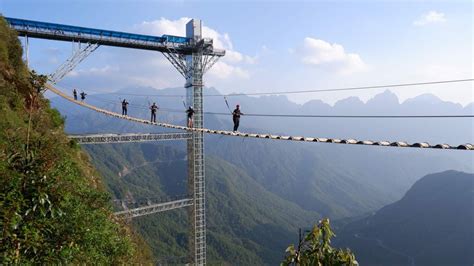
top-left (85, 143), bottom-right (319, 264)
top-left (0, 17), bottom-right (152, 264)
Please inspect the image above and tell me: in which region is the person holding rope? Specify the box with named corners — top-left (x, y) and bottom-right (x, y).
top-left (232, 104), bottom-right (244, 132)
top-left (186, 106), bottom-right (195, 128)
top-left (150, 102), bottom-right (159, 123)
top-left (73, 89), bottom-right (78, 100)
top-left (80, 91), bottom-right (87, 101)
top-left (121, 99), bottom-right (129, 116)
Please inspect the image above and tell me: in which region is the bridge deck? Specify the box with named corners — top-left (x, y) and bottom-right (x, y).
top-left (46, 83), bottom-right (473, 151)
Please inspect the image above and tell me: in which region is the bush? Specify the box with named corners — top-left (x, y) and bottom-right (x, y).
top-left (281, 219), bottom-right (358, 266)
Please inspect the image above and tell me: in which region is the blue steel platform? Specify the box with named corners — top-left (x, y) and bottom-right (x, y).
top-left (5, 17), bottom-right (224, 56)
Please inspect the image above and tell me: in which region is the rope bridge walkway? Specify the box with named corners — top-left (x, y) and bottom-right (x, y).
top-left (46, 83), bottom-right (473, 151)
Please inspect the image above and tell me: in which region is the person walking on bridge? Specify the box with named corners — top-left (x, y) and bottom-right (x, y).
top-left (186, 106), bottom-right (195, 128)
top-left (232, 104), bottom-right (244, 132)
top-left (150, 102), bottom-right (159, 123)
top-left (80, 91), bottom-right (87, 102)
top-left (73, 89), bottom-right (78, 100)
top-left (121, 99), bottom-right (129, 116)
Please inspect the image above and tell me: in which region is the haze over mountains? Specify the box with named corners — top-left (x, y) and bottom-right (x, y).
top-left (49, 86), bottom-right (473, 262)
top-left (50, 85), bottom-right (473, 196)
top-left (335, 170), bottom-right (474, 266)
top-left (52, 86), bottom-right (473, 144)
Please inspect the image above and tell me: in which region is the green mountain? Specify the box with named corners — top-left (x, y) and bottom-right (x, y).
top-left (335, 170), bottom-right (474, 266)
top-left (0, 17), bottom-right (151, 264)
top-left (207, 137), bottom-right (389, 218)
top-left (84, 142), bottom-right (319, 264)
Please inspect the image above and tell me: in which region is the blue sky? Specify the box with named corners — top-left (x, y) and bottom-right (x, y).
top-left (2, 0), bottom-right (473, 105)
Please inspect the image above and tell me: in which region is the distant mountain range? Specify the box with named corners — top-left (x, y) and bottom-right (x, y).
top-left (48, 86), bottom-right (473, 262)
top-left (52, 86), bottom-right (473, 145)
top-left (49, 86), bottom-right (473, 201)
top-left (335, 170), bottom-right (474, 266)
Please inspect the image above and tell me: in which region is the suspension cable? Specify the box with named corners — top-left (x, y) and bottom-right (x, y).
top-left (58, 78), bottom-right (473, 97)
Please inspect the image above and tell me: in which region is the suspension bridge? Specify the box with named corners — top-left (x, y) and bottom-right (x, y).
top-left (6, 16), bottom-right (473, 265)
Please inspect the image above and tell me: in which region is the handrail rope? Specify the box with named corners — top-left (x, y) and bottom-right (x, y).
top-left (58, 78), bottom-right (474, 97)
top-left (87, 95), bottom-right (474, 119)
top-left (45, 83), bottom-right (473, 151)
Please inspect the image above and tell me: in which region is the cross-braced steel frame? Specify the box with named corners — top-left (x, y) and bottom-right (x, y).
top-left (162, 20), bottom-right (224, 265)
top-left (68, 132), bottom-right (191, 144)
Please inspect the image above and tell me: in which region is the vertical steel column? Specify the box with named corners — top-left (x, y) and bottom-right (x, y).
top-left (25, 35), bottom-right (29, 67)
top-left (186, 19), bottom-right (206, 265)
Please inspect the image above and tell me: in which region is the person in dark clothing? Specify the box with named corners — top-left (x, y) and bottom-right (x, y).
top-left (150, 102), bottom-right (159, 123)
top-left (186, 106), bottom-right (195, 128)
top-left (73, 89), bottom-right (78, 100)
top-left (232, 104), bottom-right (243, 132)
top-left (80, 91), bottom-right (87, 101)
top-left (121, 99), bottom-right (129, 116)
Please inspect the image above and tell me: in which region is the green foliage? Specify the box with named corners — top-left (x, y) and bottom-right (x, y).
top-left (28, 70), bottom-right (47, 93)
top-left (1, 146), bottom-right (130, 263)
top-left (0, 16), bottom-right (152, 264)
top-left (282, 219), bottom-right (358, 266)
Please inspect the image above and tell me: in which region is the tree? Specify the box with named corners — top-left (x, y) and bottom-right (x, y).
top-left (282, 218), bottom-right (358, 266)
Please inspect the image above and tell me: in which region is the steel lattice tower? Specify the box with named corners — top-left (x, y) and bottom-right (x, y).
top-left (166, 19), bottom-right (223, 265)
top-left (186, 19), bottom-right (206, 264)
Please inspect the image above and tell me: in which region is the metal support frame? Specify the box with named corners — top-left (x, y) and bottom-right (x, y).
top-left (160, 19), bottom-right (223, 265)
top-left (114, 198), bottom-right (193, 219)
top-left (162, 47), bottom-right (189, 79)
top-left (68, 132), bottom-right (191, 144)
top-left (202, 55), bottom-right (220, 74)
top-left (49, 42), bottom-right (99, 84)
top-left (187, 46), bottom-right (207, 266)
top-left (185, 19), bottom-right (207, 266)
top-left (24, 35), bottom-right (29, 67)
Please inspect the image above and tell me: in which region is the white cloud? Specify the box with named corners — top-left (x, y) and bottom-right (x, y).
top-left (208, 61), bottom-right (250, 79)
top-left (68, 65), bottom-right (119, 77)
top-left (413, 11), bottom-right (446, 26)
top-left (135, 17), bottom-right (254, 76)
top-left (297, 37), bottom-right (367, 74)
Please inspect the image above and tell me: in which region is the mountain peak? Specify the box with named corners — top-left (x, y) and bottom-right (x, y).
top-left (404, 93), bottom-right (443, 105)
top-left (367, 90), bottom-right (399, 106)
top-left (334, 96), bottom-right (364, 107)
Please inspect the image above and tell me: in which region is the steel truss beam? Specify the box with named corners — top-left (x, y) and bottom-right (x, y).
top-left (162, 52), bottom-right (221, 81)
top-left (50, 42), bottom-right (99, 84)
top-left (68, 132), bottom-right (191, 144)
top-left (5, 17), bottom-right (225, 56)
top-left (162, 50), bottom-right (188, 79)
top-left (115, 198), bottom-right (193, 219)
top-left (202, 54), bottom-right (220, 74)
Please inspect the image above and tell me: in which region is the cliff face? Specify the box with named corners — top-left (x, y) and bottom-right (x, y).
top-left (0, 17), bottom-right (152, 264)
